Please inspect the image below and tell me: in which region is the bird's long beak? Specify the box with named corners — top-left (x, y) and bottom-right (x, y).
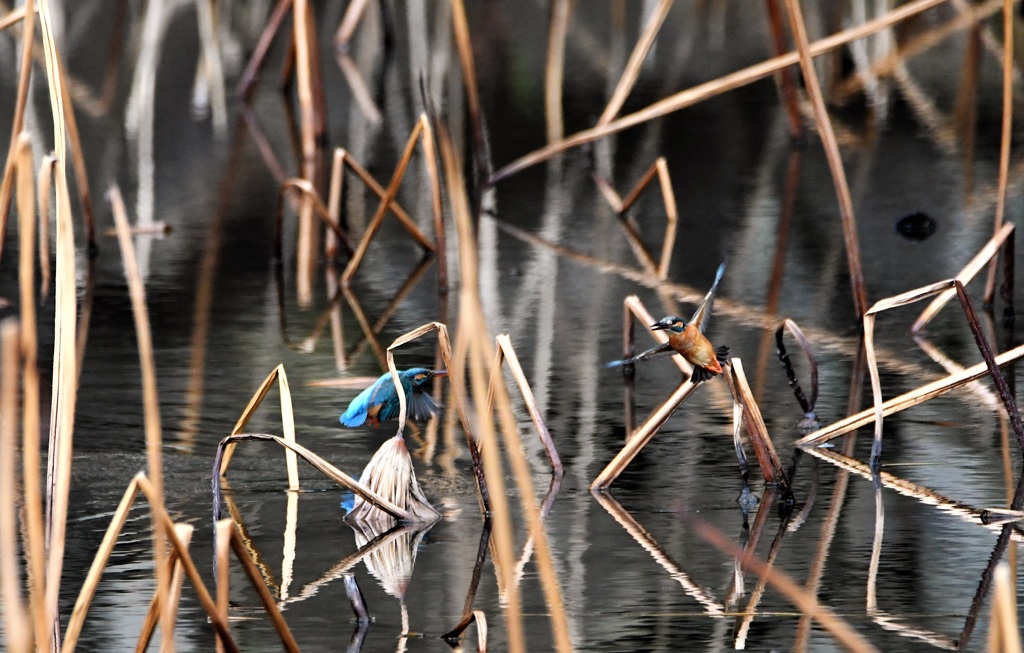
top-left (650, 322), bottom-right (668, 331)
top-left (432, 370), bottom-right (449, 377)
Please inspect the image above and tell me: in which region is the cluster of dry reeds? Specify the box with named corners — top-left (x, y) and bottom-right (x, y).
top-left (2, 0), bottom-right (1024, 651)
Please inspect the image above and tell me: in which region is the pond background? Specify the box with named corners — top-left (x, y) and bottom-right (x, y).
top-left (1, 1), bottom-right (1023, 651)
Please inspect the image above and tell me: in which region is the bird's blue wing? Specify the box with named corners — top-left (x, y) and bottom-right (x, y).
top-left (339, 377), bottom-right (384, 427)
top-left (407, 388), bottom-right (441, 421)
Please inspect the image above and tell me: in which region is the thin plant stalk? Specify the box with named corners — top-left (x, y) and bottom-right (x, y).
top-left (38, 0), bottom-right (79, 645)
top-left (292, 0), bottom-right (319, 305)
top-left (134, 524), bottom-right (194, 653)
top-left (798, 341), bottom-right (1024, 446)
top-left (486, 335), bottom-right (563, 475)
top-left (0, 320), bottom-right (29, 653)
top-left (436, 122), bottom-right (521, 650)
top-left (545, 0), bottom-right (572, 142)
top-left (0, 0), bottom-right (35, 258)
top-left (608, 158), bottom-right (679, 280)
top-left (15, 133), bottom-right (47, 651)
top-left (332, 149), bottom-right (426, 246)
top-left (914, 222), bottom-right (1013, 332)
top-left (782, 0), bottom-right (867, 317)
top-left (989, 563), bottom-right (1022, 653)
top-left (591, 380), bottom-right (697, 490)
top-left (227, 525), bottom-right (301, 652)
top-left (215, 433), bottom-right (414, 520)
top-left (775, 318), bottom-right (819, 426)
top-left (274, 178), bottom-right (353, 262)
top-left (677, 504), bottom-right (880, 653)
top-left (449, 0), bottom-right (489, 186)
top-left (724, 358), bottom-right (788, 490)
top-left (984, 0), bottom-right (1015, 305)
top-left (490, 0), bottom-right (950, 184)
top-left (487, 338), bottom-right (572, 652)
top-left (763, 0), bottom-right (806, 141)
top-left (217, 365), bottom-right (300, 490)
top-left (215, 519), bottom-right (232, 653)
top-left (109, 183), bottom-right (172, 651)
top-left (36, 153), bottom-right (54, 298)
top-left (341, 116), bottom-right (437, 285)
top-left (236, 0), bottom-right (291, 101)
top-left (334, 0), bottom-right (371, 49)
top-left (598, 0), bottom-right (673, 126)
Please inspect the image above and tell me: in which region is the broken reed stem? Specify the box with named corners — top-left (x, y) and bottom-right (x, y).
top-left (217, 365), bottom-right (299, 490)
top-left (726, 359), bottom-right (788, 491)
top-left (236, 0), bottom-right (291, 101)
top-left (495, 335), bottom-right (563, 475)
top-left (214, 519), bottom-right (232, 653)
top-left (544, 0), bottom-right (571, 142)
top-left (763, 0), bottom-right (806, 141)
top-left (108, 184), bottom-right (172, 648)
top-left (449, 0), bottom-right (489, 186)
top-left (485, 339), bottom-right (571, 651)
top-left (342, 117), bottom-right (436, 285)
top-left (989, 563), bottom-right (1022, 653)
top-left (227, 525), bottom-right (301, 652)
top-left (591, 380), bottom-right (698, 491)
top-left (215, 433), bottom-right (415, 520)
top-left (984, 0), bottom-right (1015, 305)
top-left (775, 318), bottom-right (819, 422)
top-left (0, 321), bottom-right (29, 653)
top-left (782, 0), bottom-right (867, 318)
top-left (334, 0), bottom-right (370, 48)
top-left (613, 159), bottom-right (679, 280)
top-left (15, 133), bottom-right (47, 652)
top-left (598, 0), bottom-right (673, 126)
top-left (491, 0), bottom-right (951, 184)
top-left (39, 0), bottom-right (79, 644)
top-left (419, 118), bottom-right (449, 292)
top-left (0, 0), bottom-right (35, 260)
top-left (797, 342), bottom-right (1024, 446)
top-left (134, 524), bottom-right (194, 653)
top-left (913, 222), bottom-right (1013, 332)
top-left (274, 178), bottom-right (353, 262)
top-left (677, 505), bottom-right (880, 653)
top-left (292, 0), bottom-right (319, 305)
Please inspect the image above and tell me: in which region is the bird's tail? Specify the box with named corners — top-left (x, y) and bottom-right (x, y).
top-left (606, 341), bottom-right (673, 368)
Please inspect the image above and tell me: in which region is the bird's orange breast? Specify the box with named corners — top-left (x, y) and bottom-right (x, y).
top-left (669, 326), bottom-right (719, 370)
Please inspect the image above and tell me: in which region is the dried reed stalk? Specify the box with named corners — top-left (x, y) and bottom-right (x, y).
top-left (218, 365), bottom-right (299, 490)
top-left (989, 563), bottom-right (1022, 653)
top-left (331, 148), bottom-right (426, 249)
top-left (798, 345), bottom-right (1024, 448)
top-left (545, 0), bottom-right (572, 142)
top-left (490, 0), bottom-right (951, 184)
top-left (622, 295), bottom-right (690, 374)
top-left (984, 0), bottom-right (1015, 305)
top-left (275, 178), bottom-right (353, 262)
top-left (0, 0), bottom-right (35, 258)
top-left (134, 524), bottom-right (194, 653)
top-left (598, 0), bottom-right (673, 126)
top-left (216, 433), bottom-right (414, 520)
top-left (450, 0), bottom-right (489, 185)
top-left (677, 504), bottom-right (880, 653)
top-left (599, 159), bottom-right (679, 280)
top-left (237, 0), bottom-right (291, 101)
top-left (724, 358), bottom-right (788, 490)
top-left (38, 1), bottom-right (79, 645)
top-left (591, 380), bottom-right (698, 490)
top-left (914, 222), bottom-right (1013, 332)
top-left (0, 321), bottom-right (29, 653)
top-left (341, 115), bottom-right (441, 285)
top-left (340, 284), bottom-right (388, 368)
top-left (109, 183), bottom-right (172, 651)
top-left (862, 279), bottom-right (1024, 466)
top-left (734, 501), bottom-right (794, 649)
top-left (195, 0), bottom-right (227, 132)
top-left (487, 337), bottom-right (572, 652)
top-left (0, 5), bottom-right (27, 32)
top-left (782, 0), bottom-right (867, 317)
top-left (334, 0), bottom-right (370, 49)
top-left (292, 0), bottom-right (321, 305)
top-left (14, 133), bottom-right (47, 651)
top-left (36, 153), bottom-right (54, 298)
top-left (763, 0), bottom-right (805, 141)
top-left (776, 318), bottom-right (819, 427)
top-left (436, 121), bottom-right (523, 650)
top-left (487, 335), bottom-right (563, 475)
top-left (215, 519), bottom-right (233, 653)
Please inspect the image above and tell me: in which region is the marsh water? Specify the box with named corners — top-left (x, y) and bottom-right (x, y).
top-left (2, 1), bottom-right (1024, 651)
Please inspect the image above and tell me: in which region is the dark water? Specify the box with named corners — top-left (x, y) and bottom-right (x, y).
top-left (2, 1), bottom-right (1024, 651)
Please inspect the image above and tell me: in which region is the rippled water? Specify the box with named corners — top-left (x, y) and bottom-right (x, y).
top-left (2, 2), bottom-right (1023, 651)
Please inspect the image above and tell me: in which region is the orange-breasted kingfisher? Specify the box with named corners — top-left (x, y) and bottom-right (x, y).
top-left (607, 262), bottom-right (730, 384)
top-left (339, 368), bottom-right (447, 427)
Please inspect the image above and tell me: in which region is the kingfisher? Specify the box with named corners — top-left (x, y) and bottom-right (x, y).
top-left (608, 262), bottom-right (730, 384)
top-left (339, 368), bottom-right (447, 427)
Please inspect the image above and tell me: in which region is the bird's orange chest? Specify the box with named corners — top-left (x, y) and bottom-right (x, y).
top-left (668, 326), bottom-right (719, 370)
